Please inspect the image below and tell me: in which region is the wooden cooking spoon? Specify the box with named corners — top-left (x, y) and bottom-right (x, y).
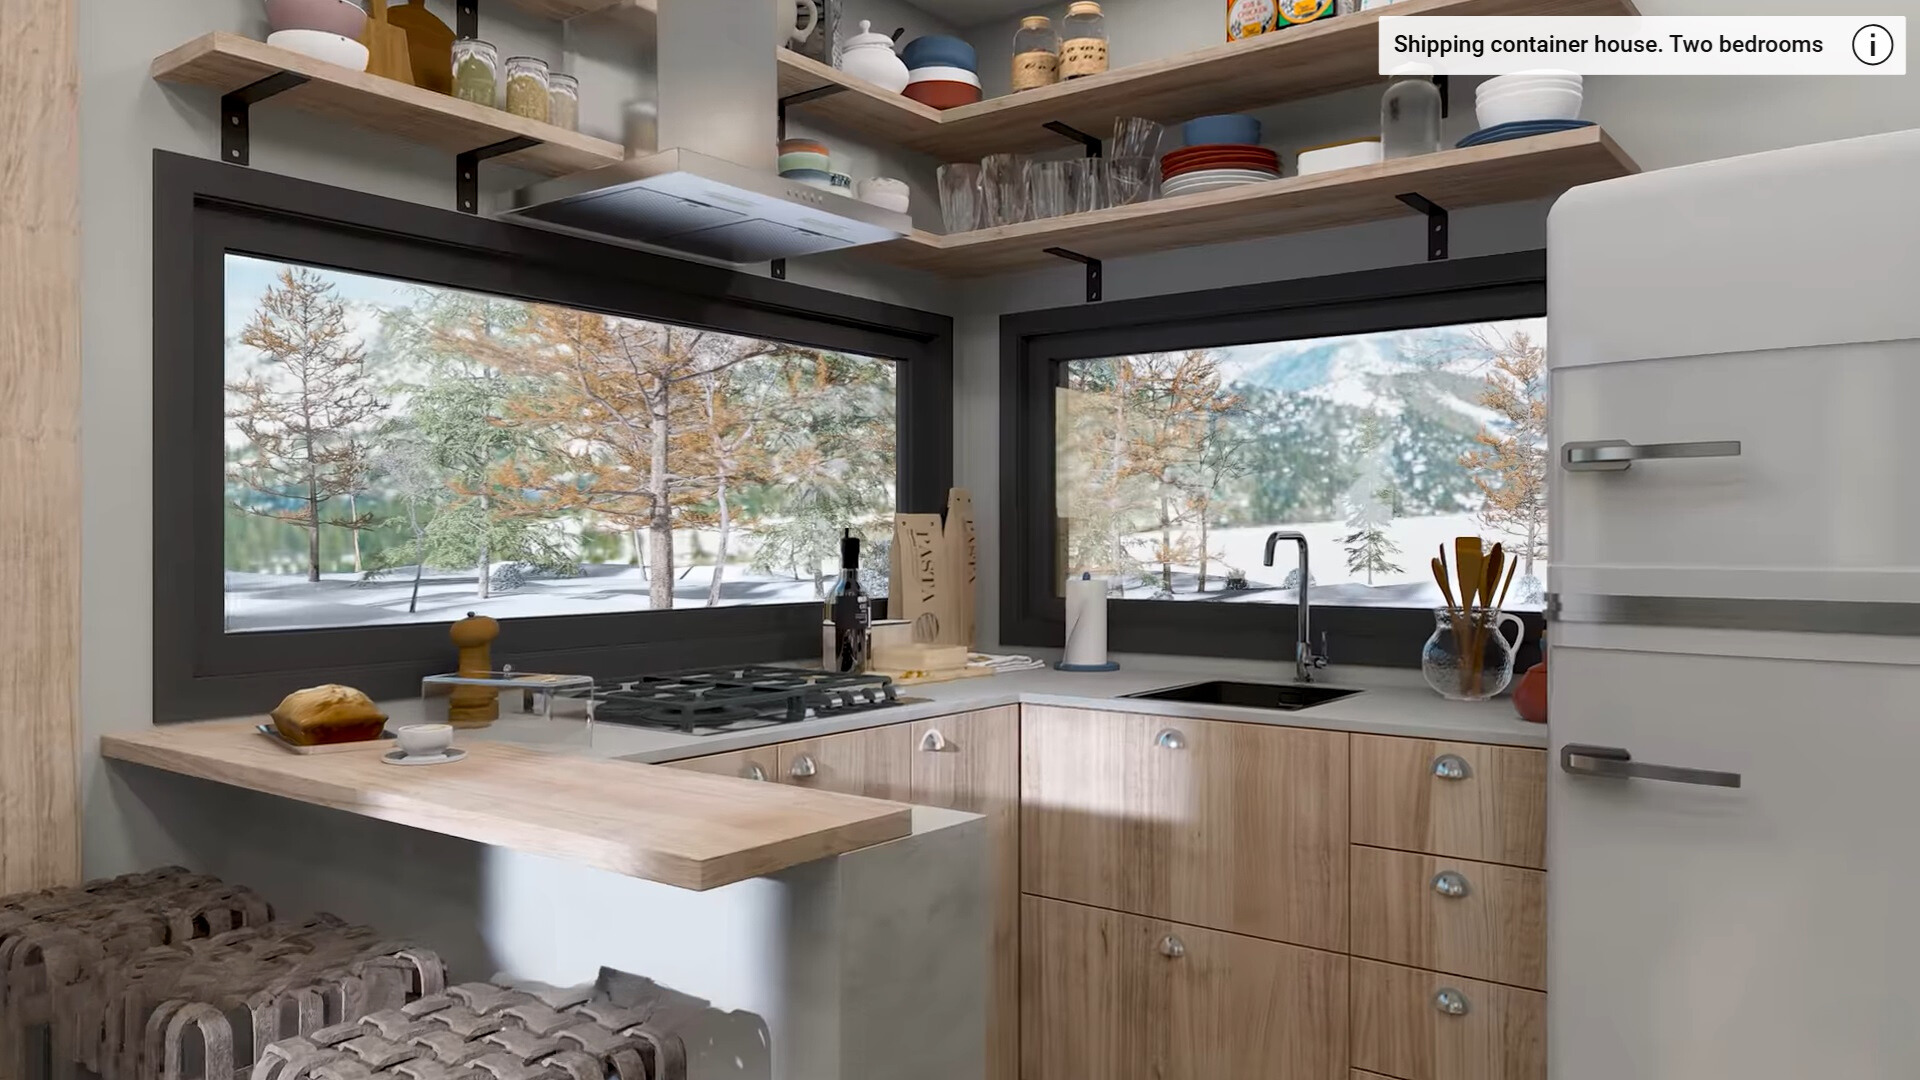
top-left (1432, 556), bottom-right (1459, 616)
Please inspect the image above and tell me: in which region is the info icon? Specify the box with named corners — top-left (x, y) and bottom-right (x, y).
top-left (1854, 23), bottom-right (1894, 66)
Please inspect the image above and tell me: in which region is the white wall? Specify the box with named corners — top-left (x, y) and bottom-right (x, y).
top-left (78, 0), bottom-right (956, 885)
top-left (941, 0), bottom-right (1920, 652)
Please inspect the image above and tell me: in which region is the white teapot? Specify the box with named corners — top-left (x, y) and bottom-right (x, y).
top-left (837, 20), bottom-right (909, 93)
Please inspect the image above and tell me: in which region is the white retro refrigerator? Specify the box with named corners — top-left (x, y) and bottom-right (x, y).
top-left (1547, 127), bottom-right (1920, 1077)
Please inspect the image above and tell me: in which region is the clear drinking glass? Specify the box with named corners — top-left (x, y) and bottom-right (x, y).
top-left (1066, 158), bottom-right (1107, 213)
top-left (1111, 116), bottom-right (1164, 159)
top-left (1382, 67), bottom-right (1443, 158)
top-left (982, 153), bottom-right (1030, 226)
top-left (936, 163), bottom-right (983, 233)
top-left (1421, 607), bottom-right (1526, 701)
top-left (1029, 161), bottom-right (1071, 219)
top-left (1105, 155), bottom-right (1156, 205)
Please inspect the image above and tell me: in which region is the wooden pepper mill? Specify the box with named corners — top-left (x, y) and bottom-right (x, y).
top-left (447, 611), bottom-right (500, 727)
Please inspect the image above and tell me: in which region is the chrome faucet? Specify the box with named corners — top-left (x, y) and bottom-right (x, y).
top-left (1264, 531), bottom-right (1329, 683)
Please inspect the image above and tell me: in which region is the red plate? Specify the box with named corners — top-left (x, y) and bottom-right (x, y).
top-left (1163, 157), bottom-right (1280, 181)
top-left (1163, 143), bottom-right (1277, 167)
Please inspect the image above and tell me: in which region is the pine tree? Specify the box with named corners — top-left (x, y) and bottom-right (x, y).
top-left (363, 424), bottom-right (440, 613)
top-left (1459, 330), bottom-right (1549, 594)
top-left (227, 267), bottom-right (384, 582)
top-left (1344, 485), bottom-right (1405, 584)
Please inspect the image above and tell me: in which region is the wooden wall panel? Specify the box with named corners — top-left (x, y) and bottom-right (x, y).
top-left (0, 0), bottom-right (81, 892)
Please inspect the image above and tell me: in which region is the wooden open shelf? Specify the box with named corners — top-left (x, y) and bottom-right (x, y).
top-left (779, 0), bottom-right (1640, 162)
top-left (151, 33), bottom-right (626, 176)
top-left (869, 127), bottom-right (1638, 276)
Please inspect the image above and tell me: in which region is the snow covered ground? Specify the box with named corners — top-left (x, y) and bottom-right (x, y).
top-left (1099, 514), bottom-right (1547, 610)
top-left (225, 563), bottom-right (835, 632)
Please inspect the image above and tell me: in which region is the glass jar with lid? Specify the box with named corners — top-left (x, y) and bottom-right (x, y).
top-left (1011, 15), bottom-right (1060, 92)
top-left (451, 39), bottom-right (499, 107)
top-left (503, 56), bottom-right (551, 122)
top-left (548, 72), bottom-right (580, 131)
top-left (1060, 2), bottom-right (1108, 79)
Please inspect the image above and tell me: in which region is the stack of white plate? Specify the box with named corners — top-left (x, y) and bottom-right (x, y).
top-left (1476, 70), bottom-right (1584, 128)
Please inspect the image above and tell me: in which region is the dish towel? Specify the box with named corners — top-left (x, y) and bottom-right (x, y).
top-left (968, 653), bottom-right (1047, 672)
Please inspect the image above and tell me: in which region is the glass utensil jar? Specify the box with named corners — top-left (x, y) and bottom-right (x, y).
top-left (547, 72), bottom-right (580, 131)
top-left (982, 153), bottom-right (1030, 226)
top-left (452, 39), bottom-right (499, 107)
top-left (1382, 63), bottom-right (1442, 158)
top-left (1011, 16), bottom-right (1060, 92)
top-left (1421, 607), bottom-right (1526, 701)
top-left (503, 56), bottom-right (551, 122)
top-left (936, 162), bottom-right (983, 232)
top-left (1060, 2), bottom-right (1108, 79)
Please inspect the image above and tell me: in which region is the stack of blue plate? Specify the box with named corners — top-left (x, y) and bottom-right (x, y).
top-left (1456, 119), bottom-right (1594, 149)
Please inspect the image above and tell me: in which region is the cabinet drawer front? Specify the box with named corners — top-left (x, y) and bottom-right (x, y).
top-left (778, 725), bottom-right (913, 802)
top-left (1351, 736), bottom-right (1546, 869)
top-left (1022, 895), bottom-right (1348, 1080)
top-left (1349, 846), bottom-right (1546, 990)
top-left (1351, 959), bottom-right (1545, 1080)
top-left (1021, 706), bottom-right (1348, 950)
top-left (663, 747), bottom-right (780, 783)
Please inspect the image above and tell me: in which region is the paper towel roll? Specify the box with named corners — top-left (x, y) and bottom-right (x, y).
top-left (1058, 574), bottom-right (1119, 671)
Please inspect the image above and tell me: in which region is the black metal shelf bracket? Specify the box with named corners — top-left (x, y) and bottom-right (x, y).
top-left (777, 84), bottom-right (849, 139)
top-left (1396, 192), bottom-right (1450, 261)
top-left (221, 72), bottom-right (309, 166)
top-left (457, 0), bottom-right (479, 41)
top-left (771, 259), bottom-right (788, 280)
top-left (1434, 75), bottom-right (1450, 119)
top-left (1045, 247), bottom-right (1103, 302)
top-left (456, 136), bottom-right (541, 213)
top-left (1042, 121), bottom-right (1103, 158)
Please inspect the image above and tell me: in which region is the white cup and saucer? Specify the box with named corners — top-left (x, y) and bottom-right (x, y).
top-left (381, 724), bottom-right (466, 766)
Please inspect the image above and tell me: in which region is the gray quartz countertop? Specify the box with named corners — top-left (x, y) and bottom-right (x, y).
top-left (436, 662), bottom-right (1548, 764)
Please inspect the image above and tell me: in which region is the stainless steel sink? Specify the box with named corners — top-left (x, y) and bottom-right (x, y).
top-left (1124, 680), bottom-right (1362, 711)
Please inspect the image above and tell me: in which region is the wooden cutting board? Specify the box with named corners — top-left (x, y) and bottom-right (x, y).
top-left (385, 0), bottom-right (453, 93)
top-left (360, 0), bottom-right (415, 85)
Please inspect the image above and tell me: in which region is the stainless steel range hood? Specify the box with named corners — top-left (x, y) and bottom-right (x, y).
top-left (502, 0), bottom-right (909, 264)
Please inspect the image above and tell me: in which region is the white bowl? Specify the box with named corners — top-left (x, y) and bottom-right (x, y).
top-left (860, 191), bottom-right (911, 214)
top-left (1296, 139), bottom-right (1383, 175)
top-left (1478, 77), bottom-right (1582, 98)
top-left (1480, 68), bottom-right (1582, 88)
top-left (907, 64), bottom-right (981, 88)
top-left (1477, 86), bottom-right (1583, 127)
top-left (395, 723), bottom-right (453, 758)
top-left (266, 28), bottom-right (370, 70)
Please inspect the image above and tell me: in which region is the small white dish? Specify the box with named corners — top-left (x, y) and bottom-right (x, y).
top-left (382, 746), bottom-right (468, 767)
top-left (906, 65), bottom-right (981, 88)
top-left (1296, 139), bottom-right (1384, 175)
top-left (266, 29), bottom-right (370, 71)
top-left (396, 722), bottom-right (454, 757)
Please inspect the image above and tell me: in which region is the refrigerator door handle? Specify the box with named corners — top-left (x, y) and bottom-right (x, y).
top-left (1562, 438), bottom-right (1742, 472)
top-left (1561, 744), bottom-right (1742, 788)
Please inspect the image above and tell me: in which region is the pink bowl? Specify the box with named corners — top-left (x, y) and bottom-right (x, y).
top-left (266, 0), bottom-right (367, 37)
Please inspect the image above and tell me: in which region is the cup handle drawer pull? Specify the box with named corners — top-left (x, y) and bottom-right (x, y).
top-left (1154, 729), bottom-right (1187, 751)
top-left (743, 763), bottom-right (768, 782)
top-left (789, 754), bottom-right (817, 779)
top-left (1431, 871), bottom-right (1471, 898)
top-left (1432, 754), bottom-right (1472, 781)
top-left (1434, 988), bottom-right (1471, 1016)
top-left (920, 729), bottom-right (948, 752)
top-left (1563, 438), bottom-right (1742, 472)
top-left (1159, 935), bottom-right (1186, 959)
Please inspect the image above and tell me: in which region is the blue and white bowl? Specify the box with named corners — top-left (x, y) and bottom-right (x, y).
top-left (1182, 114), bottom-right (1262, 148)
top-left (901, 34), bottom-right (977, 73)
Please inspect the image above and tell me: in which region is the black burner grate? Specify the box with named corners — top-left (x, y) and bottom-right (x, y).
top-left (589, 665), bottom-right (901, 733)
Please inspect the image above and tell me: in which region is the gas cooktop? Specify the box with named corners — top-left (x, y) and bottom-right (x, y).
top-left (588, 665), bottom-right (908, 735)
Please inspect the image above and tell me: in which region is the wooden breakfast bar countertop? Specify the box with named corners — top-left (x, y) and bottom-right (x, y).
top-left (100, 721), bottom-right (915, 891)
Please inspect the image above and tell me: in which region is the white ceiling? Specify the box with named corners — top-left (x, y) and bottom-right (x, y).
top-left (898, 0), bottom-right (1040, 31)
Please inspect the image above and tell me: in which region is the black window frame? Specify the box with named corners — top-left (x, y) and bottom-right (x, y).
top-left (154, 150), bottom-right (953, 721)
top-left (999, 251), bottom-right (1547, 670)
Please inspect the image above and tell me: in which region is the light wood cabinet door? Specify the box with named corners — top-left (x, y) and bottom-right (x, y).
top-left (1350, 736), bottom-right (1547, 870)
top-left (1350, 959), bottom-right (1545, 1080)
top-left (779, 724), bottom-right (914, 802)
top-left (662, 746), bottom-right (781, 784)
top-left (1349, 846), bottom-right (1546, 991)
top-left (910, 707), bottom-right (1020, 1080)
top-left (1021, 706), bottom-right (1349, 950)
top-left (1022, 894), bottom-right (1348, 1080)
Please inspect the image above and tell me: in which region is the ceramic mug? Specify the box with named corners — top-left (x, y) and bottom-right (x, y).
top-left (782, 0), bottom-right (818, 44)
top-left (396, 723), bottom-right (454, 758)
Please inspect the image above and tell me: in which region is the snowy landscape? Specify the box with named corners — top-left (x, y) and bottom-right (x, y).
top-left (223, 255), bottom-right (897, 633)
top-left (1059, 318), bottom-right (1549, 611)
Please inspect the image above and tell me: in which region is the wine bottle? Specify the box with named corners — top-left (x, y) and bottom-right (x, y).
top-left (830, 531), bottom-right (871, 673)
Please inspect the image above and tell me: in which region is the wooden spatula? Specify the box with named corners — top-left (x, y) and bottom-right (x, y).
top-left (1482, 543), bottom-right (1504, 611)
top-left (1453, 537), bottom-right (1482, 615)
top-left (361, 0), bottom-right (415, 85)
